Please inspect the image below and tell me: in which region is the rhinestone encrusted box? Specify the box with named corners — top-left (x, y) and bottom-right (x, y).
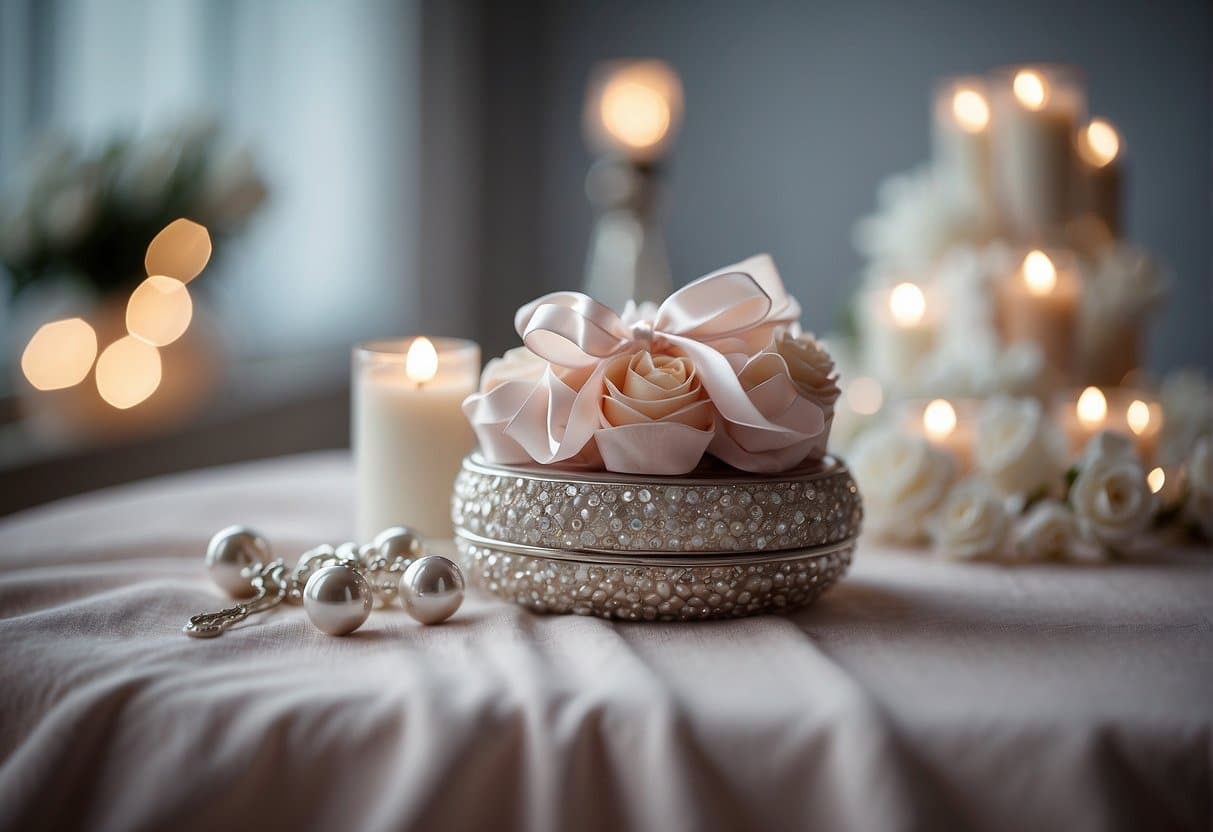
top-left (451, 453), bottom-right (863, 621)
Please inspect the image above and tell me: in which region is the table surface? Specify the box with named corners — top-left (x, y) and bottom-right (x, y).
top-left (0, 452), bottom-right (1209, 832)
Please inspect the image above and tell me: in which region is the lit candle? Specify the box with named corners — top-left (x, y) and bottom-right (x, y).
top-left (932, 77), bottom-right (993, 213)
top-left (1076, 117), bottom-right (1123, 237)
top-left (997, 249), bottom-right (1080, 388)
top-left (902, 397), bottom-right (976, 470)
top-left (991, 66), bottom-right (1085, 241)
top-left (353, 337), bottom-right (480, 540)
top-left (584, 60), bottom-right (683, 163)
top-left (859, 282), bottom-right (936, 394)
top-left (1060, 386), bottom-right (1162, 462)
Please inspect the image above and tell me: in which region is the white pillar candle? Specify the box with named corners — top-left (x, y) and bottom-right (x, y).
top-left (859, 282), bottom-right (937, 395)
top-left (991, 66), bottom-right (1085, 241)
top-left (1076, 117), bottom-right (1123, 237)
top-left (900, 397), bottom-right (977, 472)
top-left (1057, 385), bottom-right (1162, 463)
top-left (997, 249), bottom-right (1080, 388)
top-left (932, 77), bottom-right (993, 214)
top-left (354, 337), bottom-right (479, 541)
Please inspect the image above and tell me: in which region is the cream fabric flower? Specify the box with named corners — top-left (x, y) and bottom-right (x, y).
top-left (595, 351), bottom-right (713, 475)
top-left (1070, 432), bottom-right (1156, 548)
top-left (930, 479), bottom-right (1009, 560)
top-left (480, 346), bottom-right (547, 392)
top-left (975, 397), bottom-right (1067, 497)
top-left (850, 428), bottom-right (955, 544)
top-left (767, 330), bottom-right (841, 414)
top-left (1009, 500), bottom-right (1076, 561)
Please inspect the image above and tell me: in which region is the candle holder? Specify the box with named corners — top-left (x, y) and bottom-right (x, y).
top-left (353, 337), bottom-right (479, 541)
top-left (581, 59), bottom-right (683, 311)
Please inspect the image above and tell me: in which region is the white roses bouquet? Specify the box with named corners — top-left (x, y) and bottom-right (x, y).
top-left (464, 255), bottom-right (838, 476)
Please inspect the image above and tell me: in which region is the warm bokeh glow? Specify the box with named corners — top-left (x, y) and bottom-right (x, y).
top-left (1022, 250), bottom-right (1057, 296)
top-left (888, 283), bottom-right (926, 327)
top-left (95, 336), bottom-right (162, 409)
top-left (1126, 399), bottom-right (1152, 436)
top-left (126, 275), bottom-right (193, 346)
top-left (923, 399), bottom-right (958, 441)
top-left (1012, 69), bottom-right (1048, 111)
top-left (952, 88), bottom-right (990, 132)
top-left (144, 218), bottom-right (212, 283)
top-left (600, 79), bottom-right (672, 151)
top-left (20, 318), bottom-right (98, 391)
top-left (406, 336), bottom-right (439, 384)
top-left (847, 376), bottom-right (884, 416)
top-left (1076, 386), bottom-right (1108, 429)
top-left (1147, 467), bottom-right (1166, 494)
top-left (1081, 119), bottom-right (1120, 167)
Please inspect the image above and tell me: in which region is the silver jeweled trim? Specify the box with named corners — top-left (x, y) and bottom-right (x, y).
top-left (455, 536), bottom-right (855, 621)
top-left (451, 454), bottom-right (863, 556)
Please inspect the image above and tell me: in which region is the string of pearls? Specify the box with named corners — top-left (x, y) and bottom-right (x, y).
top-left (185, 525), bottom-right (465, 638)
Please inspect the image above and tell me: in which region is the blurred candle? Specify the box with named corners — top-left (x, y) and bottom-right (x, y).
top-left (903, 398), bottom-right (976, 471)
top-left (1061, 386), bottom-right (1162, 462)
top-left (932, 77), bottom-right (993, 212)
top-left (354, 337), bottom-right (480, 541)
top-left (860, 282), bottom-right (936, 392)
top-left (991, 66), bottom-right (1085, 241)
top-left (1076, 117), bottom-right (1123, 237)
top-left (998, 249), bottom-right (1080, 387)
top-left (584, 60), bottom-right (683, 163)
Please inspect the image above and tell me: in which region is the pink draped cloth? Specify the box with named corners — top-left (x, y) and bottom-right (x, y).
top-left (0, 451), bottom-right (1209, 831)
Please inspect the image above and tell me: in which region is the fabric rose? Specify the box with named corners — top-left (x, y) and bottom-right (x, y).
top-left (708, 347), bottom-right (829, 473)
top-left (768, 330), bottom-right (841, 413)
top-left (930, 479), bottom-right (1009, 560)
top-left (480, 346), bottom-right (547, 392)
top-left (974, 397), bottom-right (1067, 497)
top-left (1069, 431), bottom-right (1156, 548)
top-left (1183, 435), bottom-right (1212, 539)
top-left (850, 429), bottom-right (955, 544)
top-left (595, 351), bottom-right (714, 475)
top-left (1008, 500), bottom-right (1076, 561)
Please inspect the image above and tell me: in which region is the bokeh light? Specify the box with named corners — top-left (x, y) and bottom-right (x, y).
top-left (1022, 250), bottom-right (1057, 296)
top-left (952, 88), bottom-right (990, 132)
top-left (406, 336), bottom-right (439, 384)
top-left (95, 336), bottom-right (162, 409)
top-left (127, 275), bottom-right (193, 346)
top-left (144, 218), bottom-right (212, 283)
top-left (1012, 69), bottom-right (1047, 110)
top-left (1125, 399), bottom-right (1152, 436)
top-left (1081, 119), bottom-right (1120, 167)
top-left (1076, 386), bottom-right (1107, 429)
top-left (1147, 467), bottom-right (1166, 494)
top-left (923, 399), bottom-right (958, 441)
top-left (20, 318), bottom-right (98, 391)
top-left (889, 283), bottom-right (926, 327)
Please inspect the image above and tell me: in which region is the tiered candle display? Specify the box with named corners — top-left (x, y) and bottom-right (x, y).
top-left (840, 64), bottom-right (1211, 560)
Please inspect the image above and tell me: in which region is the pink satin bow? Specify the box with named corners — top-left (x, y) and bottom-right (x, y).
top-left (463, 254), bottom-right (829, 474)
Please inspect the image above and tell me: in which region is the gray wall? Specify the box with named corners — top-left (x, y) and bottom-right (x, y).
top-left (478, 0), bottom-right (1211, 374)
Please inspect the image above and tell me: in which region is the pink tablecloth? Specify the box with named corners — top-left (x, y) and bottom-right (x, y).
top-left (0, 451), bottom-right (1209, 832)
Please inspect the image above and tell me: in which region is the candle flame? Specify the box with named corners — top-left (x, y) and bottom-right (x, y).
top-left (600, 76), bottom-right (672, 151)
top-left (406, 336), bottom-right (439, 384)
top-left (21, 317), bottom-right (98, 391)
top-left (1076, 386), bottom-right (1107, 429)
top-left (1012, 69), bottom-right (1048, 111)
top-left (923, 399), bottom-right (957, 441)
top-left (1082, 119), bottom-right (1120, 167)
top-left (846, 376), bottom-right (883, 416)
top-left (1126, 399), bottom-right (1152, 435)
top-left (1022, 250), bottom-right (1057, 296)
top-left (889, 283), bottom-right (926, 327)
top-left (952, 88), bottom-right (990, 133)
top-left (95, 335), bottom-right (162, 409)
top-left (1147, 467), bottom-right (1166, 494)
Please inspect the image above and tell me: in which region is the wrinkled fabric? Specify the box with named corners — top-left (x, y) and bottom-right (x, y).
top-left (0, 451), bottom-right (1209, 832)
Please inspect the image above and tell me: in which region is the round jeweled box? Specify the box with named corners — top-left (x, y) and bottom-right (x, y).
top-left (451, 454), bottom-right (863, 621)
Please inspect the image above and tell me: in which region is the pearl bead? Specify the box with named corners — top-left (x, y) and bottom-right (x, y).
top-left (206, 526), bottom-right (271, 598)
top-left (373, 526), bottom-right (426, 561)
top-left (401, 556), bottom-right (464, 625)
top-left (303, 565), bottom-right (373, 636)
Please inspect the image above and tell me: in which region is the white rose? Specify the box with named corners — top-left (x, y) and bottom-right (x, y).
top-left (1183, 436), bottom-right (1212, 539)
top-left (850, 428), bottom-right (955, 544)
top-left (1070, 432), bottom-right (1156, 548)
top-left (1009, 500), bottom-right (1076, 561)
top-left (479, 346), bottom-right (547, 392)
top-left (975, 397), bottom-right (1067, 497)
top-left (930, 479), bottom-right (1009, 560)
